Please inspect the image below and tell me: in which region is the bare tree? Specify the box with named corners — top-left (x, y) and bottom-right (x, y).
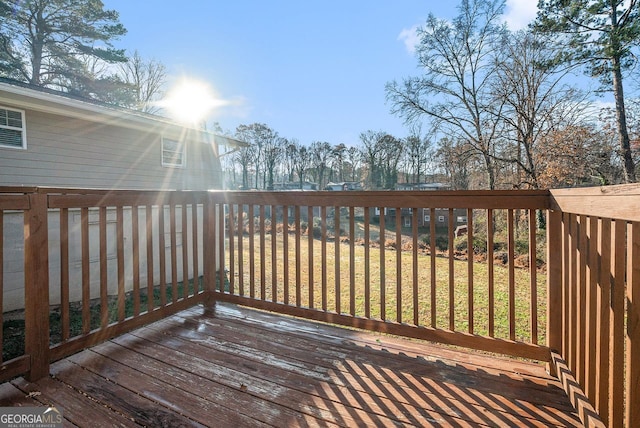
top-left (360, 130), bottom-right (403, 189)
top-left (386, 0), bottom-right (507, 189)
top-left (491, 29), bottom-right (589, 189)
top-left (309, 141), bottom-right (333, 189)
top-left (402, 125), bottom-right (432, 183)
top-left (119, 50), bottom-right (166, 113)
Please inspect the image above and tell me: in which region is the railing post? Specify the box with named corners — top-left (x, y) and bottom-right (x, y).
top-left (203, 193), bottom-right (216, 309)
top-left (547, 209), bottom-right (563, 372)
top-left (24, 192), bottom-right (50, 380)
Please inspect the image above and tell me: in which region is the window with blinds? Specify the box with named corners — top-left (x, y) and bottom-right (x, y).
top-left (161, 137), bottom-right (185, 167)
top-left (0, 107), bottom-right (26, 149)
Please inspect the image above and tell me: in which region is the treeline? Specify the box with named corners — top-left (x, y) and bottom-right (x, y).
top-left (2, 0), bottom-right (638, 191)
top-left (221, 0), bottom-right (640, 191)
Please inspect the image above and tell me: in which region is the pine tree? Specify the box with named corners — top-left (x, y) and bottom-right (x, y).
top-left (535, 0), bottom-right (640, 183)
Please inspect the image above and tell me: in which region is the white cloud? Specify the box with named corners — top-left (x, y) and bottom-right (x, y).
top-left (502, 0), bottom-right (538, 31)
top-left (398, 25), bottom-right (420, 55)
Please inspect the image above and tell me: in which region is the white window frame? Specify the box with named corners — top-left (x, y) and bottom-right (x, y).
top-left (0, 106), bottom-right (27, 150)
top-left (161, 137), bottom-right (186, 168)
top-left (438, 215), bottom-right (445, 223)
top-left (404, 217), bottom-right (411, 227)
top-left (457, 216), bottom-right (468, 223)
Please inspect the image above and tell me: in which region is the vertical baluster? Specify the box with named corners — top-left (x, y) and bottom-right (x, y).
top-left (283, 205), bottom-right (289, 305)
top-left (379, 207), bottom-right (386, 321)
top-left (467, 208), bottom-right (474, 334)
top-left (159, 205), bottom-right (167, 306)
top-left (487, 209), bottom-right (494, 336)
top-left (396, 207), bottom-right (402, 323)
top-left (321, 206), bottom-right (327, 311)
top-left (448, 208), bottom-right (455, 331)
top-left (59, 209), bottom-right (69, 341)
top-left (626, 221), bottom-right (640, 427)
top-left (192, 198), bottom-right (200, 294)
top-left (295, 206), bottom-right (301, 307)
top-left (99, 206), bottom-right (108, 328)
top-left (577, 215), bottom-right (587, 388)
top-left (529, 209), bottom-right (538, 344)
top-left (349, 206), bottom-right (356, 317)
top-left (145, 205), bottom-right (154, 312)
top-left (364, 207), bottom-right (370, 318)
top-left (412, 208), bottom-right (418, 326)
top-left (508, 209), bottom-right (515, 340)
top-left (218, 203), bottom-right (226, 293)
top-left (237, 204), bottom-right (244, 296)
top-left (430, 208), bottom-right (436, 328)
top-left (307, 205), bottom-right (314, 309)
top-left (249, 204), bottom-right (255, 299)
top-left (586, 216), bottom-right (598, 400)
top-left (116, 206), bottom-right (125, 321)
top-left (596, 218), bottom-right (611, 422)
top-left (228, 204), bottom-right (236, 295)
top-left (181, 201), bottom-right (189, 299)
top-left (132, 206), bottom-right (140, 316)
top-left (271, 205), bottom-right (277, 303)
top-left (335, 206), bottom-right (341, 314)
top-left (260, 205), bottom-right (266, 300)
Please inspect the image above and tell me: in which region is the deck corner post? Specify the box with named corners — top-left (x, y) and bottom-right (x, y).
top-left (203, 192), bottom-right (216, 310)
top-left (547, 209), bottom-right (563, 373)
top-left (24, 192), bottom-right (50, 381)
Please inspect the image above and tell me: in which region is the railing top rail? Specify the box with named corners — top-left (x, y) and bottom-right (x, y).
top-left (0, 186), bottom-right (39, 194)
top-left (48, 191), bottom-right (209, 209)
top-left (209, 189), bottom-right (551, 210)
top-left (550, 183), bottom-right (640, 222)
top-left (0, 194), bottom-right (31, 210)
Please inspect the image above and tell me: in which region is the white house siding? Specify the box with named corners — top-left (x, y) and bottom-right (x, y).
top-left (0, 109), bottom-right (222, 191)
top-left (3, 205), bottom-right (205, 312)
top-left (0, 105), bottom-right (224, 312)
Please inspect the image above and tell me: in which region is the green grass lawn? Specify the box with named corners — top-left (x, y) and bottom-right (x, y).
top-left (226, 232), bottom-right (546, 345)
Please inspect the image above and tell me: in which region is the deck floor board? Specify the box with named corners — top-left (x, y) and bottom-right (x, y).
top-left (1, 302), bottom-right (582, 427)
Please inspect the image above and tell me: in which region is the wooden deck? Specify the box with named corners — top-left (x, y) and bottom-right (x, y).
top-left (1, 302), bottom-right (581, 427)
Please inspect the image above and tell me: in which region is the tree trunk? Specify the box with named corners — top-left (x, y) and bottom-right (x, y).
top-left (612, 56), bottom-right (636, 183)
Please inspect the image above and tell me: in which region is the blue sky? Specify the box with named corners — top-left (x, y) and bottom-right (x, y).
top-left (103, 1), bottom-right (537, 145)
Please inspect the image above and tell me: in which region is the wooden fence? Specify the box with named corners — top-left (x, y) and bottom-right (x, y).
top-left (0, 188), bottom-right (215, 381)
top-left (1, 185), bottom-right (639, 427)
top-left (548, 184), bottom-right (640, 428)
top-left (210, 190), bottom-right (551, 361)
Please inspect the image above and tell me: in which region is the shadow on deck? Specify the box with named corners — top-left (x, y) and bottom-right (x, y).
top-left (1, 302), bottom-right (581, 427)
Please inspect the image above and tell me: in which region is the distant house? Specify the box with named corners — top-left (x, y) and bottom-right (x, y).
top-left (273, 181), bottom-right (318, 191)
top-left (0, 78), bottom-right (245, 190)
top-left (395, 182), bottom-right (451, 191)
top-left (370, 183), bottom-right (466, 229)
top-left (374, 207), bottom-right (468, 229)
top-left (0, 78), bottom-right (246, 311)
top-left (326, 181), bottom-right (362, 191)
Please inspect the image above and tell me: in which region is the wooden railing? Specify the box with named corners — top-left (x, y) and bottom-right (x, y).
top-left (209, 190), bottom-right (551, 361)
top-left (0, 188), bottom-right (216, 382)
top-left (0, 189), bottom-right (33, 381)
top-left (1, 185), bottom-right (638, 427)
top-left (547, 184), bottom-right (640, 428)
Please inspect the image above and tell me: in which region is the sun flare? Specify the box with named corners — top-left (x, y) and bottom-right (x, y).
top-left (162, 78), bottom-right (226, 125)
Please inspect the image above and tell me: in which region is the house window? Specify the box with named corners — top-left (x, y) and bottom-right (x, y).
top-left (0, 107), bottom-right (26, 149)
top-left (404, 217), bottom-right (411, 227)
top-left (162, 137), bottom-right (185, 167)
top-left (457, 216), bottom-right (468, 223)
top-left (424, 215), bottom-right (431, 223)
top-left (438, 215), bottom-right (445, 223)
